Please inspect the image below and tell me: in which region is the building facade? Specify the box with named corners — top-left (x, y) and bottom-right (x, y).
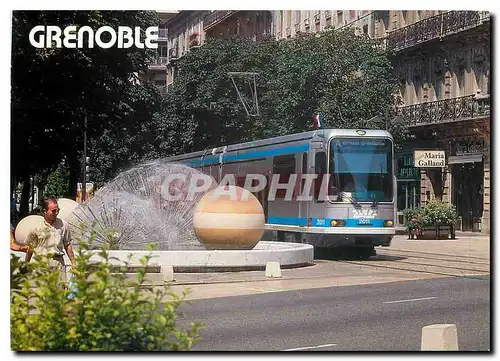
top-left (381, 11), bottom-right (491, 233)
top-left (138, 11), bottom-right (177, 94)
top-left (274, 10), bottom-right (375, 39)
top-left (141, 10), bottom-right (491, 233)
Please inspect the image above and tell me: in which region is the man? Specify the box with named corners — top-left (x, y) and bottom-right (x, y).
top-left (25, 197), bottom-right (74, 281)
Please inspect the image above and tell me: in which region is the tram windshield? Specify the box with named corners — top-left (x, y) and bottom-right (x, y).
top-left (329, 137), bottom-right (393, 202)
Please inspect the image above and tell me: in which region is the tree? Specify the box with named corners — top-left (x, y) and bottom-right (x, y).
top-left (166, 29), bottom-right (403, 151)
top-left (11, 11), bottom-right (159, 213)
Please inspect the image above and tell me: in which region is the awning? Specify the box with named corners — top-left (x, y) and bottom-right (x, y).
top-left (448, 154), bottom-right (483, 164)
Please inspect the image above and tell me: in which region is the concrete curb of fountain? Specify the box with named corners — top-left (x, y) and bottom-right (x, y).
top-left (89, 241), bottom-right (314, 273)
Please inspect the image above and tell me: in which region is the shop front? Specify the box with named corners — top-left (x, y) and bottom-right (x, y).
top-left (447, 139), bottom-right (486, 232)
top-left (395, 153), bottom-right (420, 227)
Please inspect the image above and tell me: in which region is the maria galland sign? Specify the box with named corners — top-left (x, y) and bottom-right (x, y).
top-left (414, 150), bottom-right (446, 168)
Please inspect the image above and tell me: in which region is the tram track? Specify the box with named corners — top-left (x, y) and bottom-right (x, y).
top-left (336, 248), bottom-right (490, 281)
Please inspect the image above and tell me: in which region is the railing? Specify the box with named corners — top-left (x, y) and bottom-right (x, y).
top-left (168, 48), bottom-right (178, 59)
top-left (395, 94), bottom-right (490, 127)
top-left (204, 10), bottom-right (237, 30)
top-left (158, 86), bottom-right (167, 96)
top-left (325, 10), bottom-right (331, 19)
top-left (314, 13), bottom-right (321, 23)
top-left (149, 57), bottom-right (168, 67)
top-left (255, 32), bottom-right (272, 41)
top-left (294, 23), bottom-right (300, 32)
top-left (387, 11), bottom-right (490, 52)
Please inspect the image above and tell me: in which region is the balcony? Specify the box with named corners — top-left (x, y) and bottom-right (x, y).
top-left (204, 10), bottom-right (238, 31)
top-left (387, 11), bottom-right (490, 52)
top-left (148, 56), bottom-right (168, 69)
top-left (189, 33), bottom-right (201, 48)
top-left (395, 94), bottom-right (490, 127)
top-left (158, 86), bottom-right (167, 96)
top-left (294, 23), bottom-right (300, 32)
top-left (325, 10), bottom-right (331, 19)
top-left (168, 48), bottom-right (179, 60)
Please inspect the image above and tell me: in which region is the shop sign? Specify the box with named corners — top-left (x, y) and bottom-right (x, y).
top-left (449, 139), bottom-right (485, 156)
top-left (397, 154), bottom-right (420, 180)
top-left (414, 150), bottom-right (446, 168)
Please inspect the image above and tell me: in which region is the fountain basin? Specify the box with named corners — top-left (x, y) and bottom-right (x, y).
top-left (88, 241), bottom-right (314, 272)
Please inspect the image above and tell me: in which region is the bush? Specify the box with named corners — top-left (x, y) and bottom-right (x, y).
top-left (421, 200), bottom-right (459, 227)
top-left (10, 227), bottom-right (202, 351)
top-left (403, 201), bottom-right (458, 230)
top-left (403, 207), bottom-right (424, 230)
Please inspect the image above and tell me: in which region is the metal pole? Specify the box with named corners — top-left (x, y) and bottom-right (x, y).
top-left (82, 115), bottom-right (87, 202)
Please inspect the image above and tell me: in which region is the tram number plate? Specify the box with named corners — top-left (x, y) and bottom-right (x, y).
top-left (358, 218), bottom-right (372, 225)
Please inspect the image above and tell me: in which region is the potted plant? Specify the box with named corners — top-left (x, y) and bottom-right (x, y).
top-left (403, 207), bottom-right (423, 239)
top-left (420, 201), bottom-right (458, 239)
top-left (403, 201), bottom-right (458, 240)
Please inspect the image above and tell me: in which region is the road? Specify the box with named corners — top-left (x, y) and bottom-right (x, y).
top-left (180, 276), bottom-right (490, 351)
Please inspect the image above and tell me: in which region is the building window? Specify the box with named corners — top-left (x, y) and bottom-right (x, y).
top-left (273, 154), bottom-right (296, 199)
top-left (363, 24), bottom-right (368, 35)
top-left (159, 45), bottom-right (167, 57)
top-left (456, 66), bottom-right (466, 97)
top-left (434, 75), bottom-right (443, 101)
top-left (337, 11), bottom-right (343, 26)
top-left (295, 10), bottom-right (301, 24)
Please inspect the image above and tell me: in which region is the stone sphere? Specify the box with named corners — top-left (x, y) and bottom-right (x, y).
top-left (14, 215), bottom-right (44, 246)
top-left (57, 198), bottom-right (79, 221)
top-left (193, 185), bottom-right (265, 250)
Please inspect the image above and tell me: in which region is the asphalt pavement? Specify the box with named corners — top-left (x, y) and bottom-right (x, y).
top-left (182, 275), bottom-right (490, 351)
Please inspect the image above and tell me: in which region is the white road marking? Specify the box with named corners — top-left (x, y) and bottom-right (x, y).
top-left (282, 343), bottom-right (337, 351)
top-left (383, 296), bottom-right (438, 304)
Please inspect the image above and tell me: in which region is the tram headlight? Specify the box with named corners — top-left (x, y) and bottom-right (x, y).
top-left (330, 219), bottom-right (346, 227)
top-left (383, 220), bottom-right (394, 227)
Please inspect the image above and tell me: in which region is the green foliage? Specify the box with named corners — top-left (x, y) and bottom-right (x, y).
top-left (11, 10), bottom-right (160, 193)
top-left (421, 200), bottom-right (459, 227)
top-left (44, 162), bottom-right (70, 198)
top-left (166, 29), bottom-right (401, 153)
top-left (403, 207), bottom-right (423, 230)
top-left (403, 201), bottom-right (459, 229)
top-left (10, 227), bottom-right (202, 351)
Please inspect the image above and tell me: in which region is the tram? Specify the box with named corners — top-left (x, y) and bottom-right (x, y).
top-left (165, 128), bottom-right (396, 258)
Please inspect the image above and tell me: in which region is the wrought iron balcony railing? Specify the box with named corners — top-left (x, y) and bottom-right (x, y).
top-left (149, 57), bottom-right (168, 67)
top-left (395, 94), bottom-right (490, 127)
top-left (204, 10), bottom-right (238, 31)
top-left (387, 11), bottom-right (490, 52)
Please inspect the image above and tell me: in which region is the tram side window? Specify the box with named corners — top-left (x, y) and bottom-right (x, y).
top-left (301, 152), bottom-right (308, 195)
top-left (314, 152), bottom-right (326, 202)
top-left (272, 154), bottom-right (296, 199)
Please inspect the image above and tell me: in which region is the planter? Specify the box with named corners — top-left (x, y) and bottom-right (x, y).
top-left (408, 225), bottom-right (455, 240)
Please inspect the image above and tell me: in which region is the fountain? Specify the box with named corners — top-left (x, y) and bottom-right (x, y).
top-left (67, 160), bottom-right (313, 272)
